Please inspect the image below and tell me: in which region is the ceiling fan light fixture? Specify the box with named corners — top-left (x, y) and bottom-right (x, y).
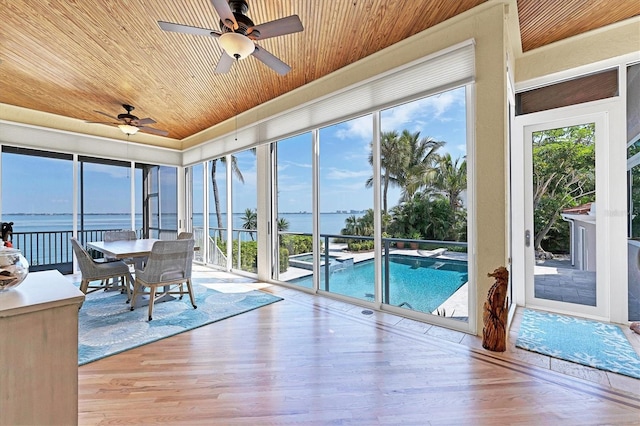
top-left (118, 124), bottom-right (139, 135)
top-left (219, 32), bottom-right (254, 59)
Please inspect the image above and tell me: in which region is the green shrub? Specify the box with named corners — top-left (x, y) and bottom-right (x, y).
top-left (226, 240), bottom-right (258, 273)
top-left (347, 240), bottom-right (374, 252)
top-left (280, 234), bottom-right (314, 255)
top-left (279, 247), bottom-right (289, 272)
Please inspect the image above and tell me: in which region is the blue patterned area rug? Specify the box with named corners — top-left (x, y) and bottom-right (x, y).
top-left (516, 309), bottom-right (640, 379)
top-left (78, 278), bottom-right (282, 365)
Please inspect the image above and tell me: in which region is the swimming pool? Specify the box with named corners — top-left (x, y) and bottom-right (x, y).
top-left (290, 255), bottom-right (468, 314)
top-left (289, 253), bottom-right (353, 271)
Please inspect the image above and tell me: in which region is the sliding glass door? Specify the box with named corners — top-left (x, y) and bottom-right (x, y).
top-left (272, 132), bottom-right (314, 285)
top-left (144, 165), bottom-right (177, 239)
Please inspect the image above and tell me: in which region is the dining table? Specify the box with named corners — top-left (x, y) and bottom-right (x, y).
top-left (87, 238), bottom-right (159, 266)
top-left (86, 238), bottom-right (174, 306)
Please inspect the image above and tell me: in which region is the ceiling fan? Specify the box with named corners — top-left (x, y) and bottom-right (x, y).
top-left (87, 104), bottom-right (169, 136)
top-left (158, 0), bottom-right (303, 75)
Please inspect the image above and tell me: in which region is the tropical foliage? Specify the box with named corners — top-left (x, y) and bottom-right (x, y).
top-left (241, 208), bottom-right (257, 240)
top-left (210, 156), bottom-right (244, 240)
top-left (366, 130), bottom-right (443, 213)
top-left (358, 129), bottom-right (467, 244)
top-left (341, 209), bottom-right (375, 237)
top-left (532, 124), bottom-right (595, 255)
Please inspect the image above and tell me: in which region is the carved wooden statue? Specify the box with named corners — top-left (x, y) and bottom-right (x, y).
top-left (482, 266), bottom-right (509, 352)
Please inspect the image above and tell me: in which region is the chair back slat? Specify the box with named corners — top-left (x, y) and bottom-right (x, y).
top-left (136, 239), bottom-right (195, 284)
top-left (70, 238), bottom-right (100, 279)
top-left (104, 230), bottom-right (137, 242)
top-left (70, 237), bottom-right (130, 295)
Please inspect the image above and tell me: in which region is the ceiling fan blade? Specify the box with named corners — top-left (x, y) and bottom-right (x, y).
top-left (93, 110), bottom-right (119, 121)
top-left (210, 0), bottom-right (237, 30)
top-left (139, 126), bottom-right (169, 137)
top-left (135, 117), bottom-right (156, 126)
top-left (248, 15), bottom-right (303, 40)
top-left (214, 51), bottom-right (235, 74)
top-left (157, 21), bottom-right (221, 38)
top-left (86, 121), bottom-right (118, 125)
top-left (251, 45), bottom-right (291, 75)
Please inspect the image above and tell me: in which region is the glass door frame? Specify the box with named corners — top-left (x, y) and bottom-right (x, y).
top-left (512, 98), bottom-right (627, 322)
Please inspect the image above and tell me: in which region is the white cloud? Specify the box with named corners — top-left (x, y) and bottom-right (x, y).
top-left (333, 115), bottom-right (373, 140)
top-left (381, 88), bottom-right (465, 131)
top-left (325, 167), bottom-right (370, 180)
top-left (278, 160), bottom-right (312, 171)
top-left (279, 182), bottom-right (312, 193)
top-left (87, 163), bottom-right (130, 179)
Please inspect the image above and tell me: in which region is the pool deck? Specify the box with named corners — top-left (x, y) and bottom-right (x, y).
top-left (278, 244), bottom-right (469, 319)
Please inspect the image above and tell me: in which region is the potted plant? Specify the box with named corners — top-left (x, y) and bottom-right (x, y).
top-left (409, 231), bottom-right (421, 250)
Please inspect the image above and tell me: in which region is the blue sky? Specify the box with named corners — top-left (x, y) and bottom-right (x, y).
top-left (275, 86), bottom-right (467, 213)
top-left (2, 87), bottom-right (466, 215)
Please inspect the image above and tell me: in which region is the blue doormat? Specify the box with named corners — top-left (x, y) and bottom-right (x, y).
top-left (78, 278), bottom-right (282, 365)
top-left (516, 309), bottom-right (640, 379)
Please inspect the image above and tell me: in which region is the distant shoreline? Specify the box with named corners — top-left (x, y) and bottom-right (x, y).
top-left (3, 212), bottom-right (365, 216)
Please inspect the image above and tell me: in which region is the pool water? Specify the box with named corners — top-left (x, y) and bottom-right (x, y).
top-left (289, 253), bottom-right (349, 271)
top-left (290, 255), bottom-right (468, 314)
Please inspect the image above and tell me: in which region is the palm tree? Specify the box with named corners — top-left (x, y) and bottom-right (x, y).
top-left (399, 130), bottom-right (444, 200)
top-left (341, 215), bottom-right (361, 236)
top-left (431, 153), bottom-right (467, 211)
top-left (366, 130), bottom-right (409, 215)
top-left (357, 209), bottom-right (375, 236)
top-left (211, 156), bottom-right (244, 240)
top-left (241, 208), bottom-right (257, 241)
top-left (210, 148), bottom-right (255, 240)
top-left (277, 217), bottom-right (290, 232)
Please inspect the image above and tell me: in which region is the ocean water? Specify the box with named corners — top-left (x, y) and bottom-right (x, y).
top-left (1, 212), bottom-right (356, 268)
top-left (1, 212), bottom-right (354, 236)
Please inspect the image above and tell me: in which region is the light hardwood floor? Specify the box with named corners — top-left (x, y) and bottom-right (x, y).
top-left (76, 266), bottom-right (640, 425)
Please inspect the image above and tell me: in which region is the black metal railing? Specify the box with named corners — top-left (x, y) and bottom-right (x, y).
top-left (10, 228), bottom-right (166, 274)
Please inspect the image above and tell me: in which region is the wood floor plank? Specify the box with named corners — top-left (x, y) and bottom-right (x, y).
top-left (78, 271), bottom-right (640, 425)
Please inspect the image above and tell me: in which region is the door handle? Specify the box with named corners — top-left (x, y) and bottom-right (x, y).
top-left (525, 229), bottom-right (531, 247)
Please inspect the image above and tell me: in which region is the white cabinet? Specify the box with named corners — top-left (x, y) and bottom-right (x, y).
top-left (0, 270), bottom-right (85, 426)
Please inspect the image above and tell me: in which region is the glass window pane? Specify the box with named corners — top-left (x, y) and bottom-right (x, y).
top-left (209, 158), bottom-right (228, 268)
top-left (318, 114), bottom-right (374, 301)
top-left (159, 166), bottom-right (177, 237)
top-left (381, 87), bottom-right (468, 320)
top-left (1, 151), bottom-right (73, 271)
top-left (532, 123), bottom-right (596, 307)
top-left (274, 133), bottom-right (313, 285)
top-left (627, 62), bottom-right (640, 321)
top-left (232, 149), bottom-right (257, 274)
top-left (516, 68), bottom-right (618, 115)
top-left (79, 161), bottom-right (133, 241)
top-left (190, 164), bottom-right (204, 262)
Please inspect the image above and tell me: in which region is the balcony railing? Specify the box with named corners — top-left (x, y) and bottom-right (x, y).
top-left (10, 228), bottom-right (175, 274)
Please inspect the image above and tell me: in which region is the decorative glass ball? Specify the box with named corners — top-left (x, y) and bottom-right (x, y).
top-left (0, 248), bottom-right (30, 291)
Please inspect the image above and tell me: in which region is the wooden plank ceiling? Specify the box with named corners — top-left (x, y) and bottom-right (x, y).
top-left (0, 0), bottom-right (638, 143)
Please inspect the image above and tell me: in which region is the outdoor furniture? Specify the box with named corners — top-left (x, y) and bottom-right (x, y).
top-left (104, 229), bottom-right (137, 262)
top-left (87, 238), bottom-right (175, 306)
top-left (130, 239), bottom-right (196, 321)
top-left (177, 232), bottom-right (193, 240)
top-left (87, 238), bottom-right (158, 260)
top-left (104, 230), bottom-right (137, 242)
top-left (102, 230), bottom-right (138, 284)
top-left (70, 237), bottom-right (132, 300)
